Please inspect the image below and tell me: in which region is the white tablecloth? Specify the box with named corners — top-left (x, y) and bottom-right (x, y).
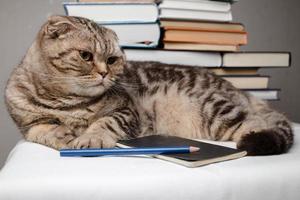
top-left (1, 124), bottom-right (300, 200)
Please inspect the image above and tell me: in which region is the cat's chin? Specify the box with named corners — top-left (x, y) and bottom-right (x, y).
top-left (72, 85), bottom-right (107, 97)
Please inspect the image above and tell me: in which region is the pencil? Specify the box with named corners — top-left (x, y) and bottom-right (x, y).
top-left (60, 146), bottom-right (200, 157)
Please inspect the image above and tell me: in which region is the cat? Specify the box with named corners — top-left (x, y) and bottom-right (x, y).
top-left (5, 15), bottom-right (293, 156)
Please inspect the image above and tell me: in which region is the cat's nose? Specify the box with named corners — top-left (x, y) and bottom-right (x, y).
top-left (98, 71), bottom-right (108, 78)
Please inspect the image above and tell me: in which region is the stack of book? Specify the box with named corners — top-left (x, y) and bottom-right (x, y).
top-left (124, 49), bottom-right (290, 100)
top-left (63, 0), bottom-right (291, 101)
top-left (159, 0), bottom-right (247, 52)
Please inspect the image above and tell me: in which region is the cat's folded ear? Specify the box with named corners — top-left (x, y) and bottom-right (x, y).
top-left (44, 15), bottom-right (77, 39)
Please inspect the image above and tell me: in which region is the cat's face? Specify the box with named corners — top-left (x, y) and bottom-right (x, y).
top-left (38, 15), bottom-right (125, 97)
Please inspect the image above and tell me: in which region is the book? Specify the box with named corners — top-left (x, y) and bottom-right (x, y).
top-left (221, 75), bottom-right (269, 89)
top-left (79, 0), bottom-right (157, 2)
top-left (163, 29), bottom-right (247, 45)
top-left (104, 23), bottom-right (160, 48)
top-left (210, 0), bottom-right (238, 3)
top-left (160, 19), bottom-right (245, 32)
top-left (244, 89), bottom-right (280, 101)
top-left (177, 0), bottom-right (238, 3)
top-left (168, 0), bottom-right (238, 2)
top-left (210, 0), bottom-right (239, 4)
top-left (211, 68), bottom-right (258, 75)
top-left (159, 8), bottom-right (232, 22)
top-left (117, 135), bottom-right (247, 168)
top-left (63, 2), bottom-right (159, 24)
top-left (124, 49), bottom-right (222, 67)
top-left (159, 0), bottom-right (231, 12)
top-left (222, 52), bottom-right (291, 67)
top-left (164, 42), bottom-right (238, 52)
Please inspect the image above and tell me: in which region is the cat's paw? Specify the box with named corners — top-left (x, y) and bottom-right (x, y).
top-left (71, 132), bottom-right (116, 149)
top-left (26, 124), bottom-right (76, 150)
top-left (51, 125), bottom-right (77, 148)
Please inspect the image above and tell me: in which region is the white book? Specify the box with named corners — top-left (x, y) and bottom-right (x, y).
top-left (160, 8), bottom-right (232, 22)
top-left (245, 89), bottom-right (279, 100)
top-left (63, 3), bottom-right (158, 24)
top-left (221, 76), bottom-right (269, 89)
top-left (222, 52), bottom-right (291, 67)
top-left (124, 49), bottom-right (222, 67)
top-left (165, 0), bottom-right (234, 1)
top-left (104, 23), bottom-right (160, 48)
top-left (159, 0), bottom-right (231, 12)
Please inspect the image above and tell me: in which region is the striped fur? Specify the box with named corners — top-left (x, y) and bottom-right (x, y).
top-left (5, 16), bottom-right (293, 155)
top-left (121, 61), bottom-right (293, 155)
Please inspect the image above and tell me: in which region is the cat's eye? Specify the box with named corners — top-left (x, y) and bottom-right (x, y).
top-left (106, 56), bottom-right (119, 65)
top-left (79, 50), bottom-right (93, 62)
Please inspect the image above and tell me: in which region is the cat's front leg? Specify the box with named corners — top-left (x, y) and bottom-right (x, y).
top-left (25, 124), bottom-right (76, 150)
top-left (71, 108), bottom-right (140, 149)
top-left (71, 120), bottom-right (117, 149)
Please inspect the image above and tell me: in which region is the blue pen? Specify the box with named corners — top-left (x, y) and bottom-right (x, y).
top-left (60, 146), bottom-right (200, 157)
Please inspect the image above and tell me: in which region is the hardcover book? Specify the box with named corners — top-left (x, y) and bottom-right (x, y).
top-left (159, 8), bottom-right (232, 22)
top-left (63, 2), bottom-right (159, 24)
top-left (222, 52), bottom-right (291, 67)
top-left (221, 75), bottom-right (269, 89)
top-left (164, 42), bottom-right (239, 52)
top-left (244, 89), bottom-right (280, 101)
top-left (210, 0), bottom-right (238, 3)
top-left (163, 29), bottom-right (247, 45)
top-left (117, 135), bottom-right (247, 168)
top-left (211, 68), bottom-right (258, 75)
top-left (159, 0), bottom-right (231, 12)
top-left (160, 19), bottom-right (245, 32)
top-left (124, 49), bottom-right (222, 67)
top-left (104, 23), bottom-right (160, 48)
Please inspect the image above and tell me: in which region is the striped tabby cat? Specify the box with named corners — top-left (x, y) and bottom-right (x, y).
top-left (5, 16), bottom-right (293, 155)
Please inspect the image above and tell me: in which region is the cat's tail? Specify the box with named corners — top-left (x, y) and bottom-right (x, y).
top-left (236, 100), bottom-right (294, 156)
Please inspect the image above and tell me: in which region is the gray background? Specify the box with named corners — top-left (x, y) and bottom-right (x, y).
top-left (0, 0), bottom-right (299, 168)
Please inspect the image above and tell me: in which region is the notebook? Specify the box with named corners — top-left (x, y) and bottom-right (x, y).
top-left (117, 135), bottom-right (247, 168)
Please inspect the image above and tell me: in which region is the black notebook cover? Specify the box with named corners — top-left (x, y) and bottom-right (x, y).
top-left (117, 135), bottom-right (247, 167)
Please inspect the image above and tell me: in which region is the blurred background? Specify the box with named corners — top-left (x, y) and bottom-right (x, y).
top-left (1, 0), bottom-right (299, 168)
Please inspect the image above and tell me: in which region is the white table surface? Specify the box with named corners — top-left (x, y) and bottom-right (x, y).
top-left (1, 124), bottom-right (300, 200)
